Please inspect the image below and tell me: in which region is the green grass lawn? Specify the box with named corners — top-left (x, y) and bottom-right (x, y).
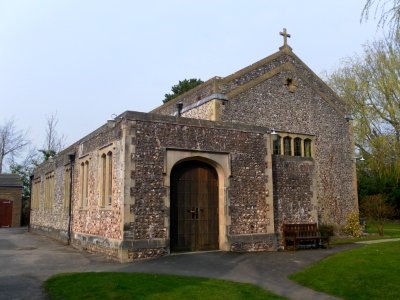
top-left (44, 272), bottom-right (286, 300)
top-left (331, 221), bottom-right (400, 245)
top-left (289, 241), bottom-right (400, 299)
top-left (366, 221), bottom-right (400, 237)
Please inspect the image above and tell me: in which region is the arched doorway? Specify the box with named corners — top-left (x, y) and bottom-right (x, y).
top-left (170, 160), bottom-right (219, 252)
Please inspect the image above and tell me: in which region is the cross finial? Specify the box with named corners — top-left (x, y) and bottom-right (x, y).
top-left (279, 28), bottom-right (291, 47)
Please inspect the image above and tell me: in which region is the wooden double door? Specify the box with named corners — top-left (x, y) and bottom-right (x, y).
top-left (0, 200), bottom-right (13, 228)
top-left (170, 160), bottom-right (219, 252)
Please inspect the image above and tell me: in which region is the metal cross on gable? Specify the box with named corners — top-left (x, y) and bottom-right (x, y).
top-left (280, 28), bottom-right (291, 46)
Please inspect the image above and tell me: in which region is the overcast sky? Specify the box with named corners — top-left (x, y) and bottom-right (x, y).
top-left (0, 0), bottom-right (384, 165)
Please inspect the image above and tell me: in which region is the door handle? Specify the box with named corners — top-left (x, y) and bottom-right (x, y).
top-left (187, 207), bottom-right (199, 219)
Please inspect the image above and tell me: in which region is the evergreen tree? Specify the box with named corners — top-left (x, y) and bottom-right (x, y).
top-left (163, 78), bottom-right (204, 103)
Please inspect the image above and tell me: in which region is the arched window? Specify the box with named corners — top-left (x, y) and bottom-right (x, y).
top-left (80, 163), bottom-right (84, 207)
top-left (101, 154), bottom-right (106, 207)
top-left (283, 136), bottom-right (292, 156)
top-left (64, 168), bottom-right (70, 209)
top-left (44, 173), bottom-right (54, 210)
top-left (273, 135), bottom-right (281, 155)
top-left (80, 161), bottom-right (89, 208)
top-left (107, 151), bottom-right (113, 206)
top-left (294, 138), bottom-right (302, 156)
top-left (85, 161), bottom-right (89, 207)
top-left (304, 139), bottom-right (312, 157)
top-left (32, 179), bottom-right (41, 209)
top-left (99, 151), bottom-right (113, 207)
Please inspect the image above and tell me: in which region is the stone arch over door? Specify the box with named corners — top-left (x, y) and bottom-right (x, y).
top-left (170, 160), bottom-right (218, 252)
top-left (164, 149), bottom-right (231, 252)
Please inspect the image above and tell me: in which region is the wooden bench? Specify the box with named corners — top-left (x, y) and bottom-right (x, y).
top-left (282, 223), bottom-right (321, 251)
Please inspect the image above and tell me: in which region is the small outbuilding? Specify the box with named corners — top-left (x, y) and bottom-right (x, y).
top-left (0, 174), bottom-right (23, 228)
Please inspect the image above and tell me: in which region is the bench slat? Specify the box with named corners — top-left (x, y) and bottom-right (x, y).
top-left (282, 223), bottom-right (320, 251)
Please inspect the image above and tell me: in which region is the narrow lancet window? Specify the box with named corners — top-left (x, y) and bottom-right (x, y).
top-left (84, 161), bottom-right (89, 207)
top-left (101, 154), bottom-right (106, 207)
top-left (283, 136), bottom-right (292, 156)
top-left (273, 135), bottom-right (282, 155)
top-left (99, 150), bottom-right (113, 208)
top-left (80, 161), bottom-right (89, 208)
top-left (304, 139), bottom-right (312, 157)
top-left (107, 151), bottom-right (113, 206)
top-left (294, 138), bottom-right (302, 156)
top-left (64, 168), bottom-right (70, 209)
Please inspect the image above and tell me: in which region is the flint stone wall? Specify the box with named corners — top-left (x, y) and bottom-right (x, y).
top-left (31, 152), bottom-right (73, 241)
top-left (181, 100), bottom-right (214, 120)
top-left (31, 123), bottom-right (125, 259)
top-left (151, 79), bottom-right (217, 115)
top-left (272, 156), bottom-right (316, 232)
top-left (124, 112), bottom-right (274, 257)
top-left (151, 49), bottom-right (356, 226)
top-left (222, 73), bottom-right (354, 224)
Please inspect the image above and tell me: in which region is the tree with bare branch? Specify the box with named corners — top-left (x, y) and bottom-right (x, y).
top-left (0, 119), bottom-right (29, 173)
top-left (328, 35), bottom-right (400, 213)
top-left (39, 113), bottom-right (65, 160)
top-left (328, 36), bottom-right (400, 159)
top-left (361, 194), bottom-right (396, 235)
top-left (362, 0), bottom-right (400, 37)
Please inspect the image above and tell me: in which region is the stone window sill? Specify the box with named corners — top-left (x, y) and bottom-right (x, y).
top-left (99, 206), bottom-right (112, 211)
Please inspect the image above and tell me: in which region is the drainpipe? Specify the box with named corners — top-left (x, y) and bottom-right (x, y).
top-left (28, 175), bottom-right (33, 232)
top-left (67, 153), bottom-right (76, 245)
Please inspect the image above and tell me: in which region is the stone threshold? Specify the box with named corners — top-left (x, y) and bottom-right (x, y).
top-left (169, 250), bottom-right (223, 256)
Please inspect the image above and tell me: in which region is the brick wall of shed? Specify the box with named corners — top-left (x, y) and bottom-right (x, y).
top-left (0, 188), bottom-right (22, 227)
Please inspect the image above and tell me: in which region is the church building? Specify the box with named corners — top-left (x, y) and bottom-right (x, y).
top-left (30, 30), bottom-right (358, 262)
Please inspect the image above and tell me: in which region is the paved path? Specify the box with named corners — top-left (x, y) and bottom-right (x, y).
top-left (355, 237), bottom-right (400, 244)
top-left (1, 228), bottom-right (361, 300)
